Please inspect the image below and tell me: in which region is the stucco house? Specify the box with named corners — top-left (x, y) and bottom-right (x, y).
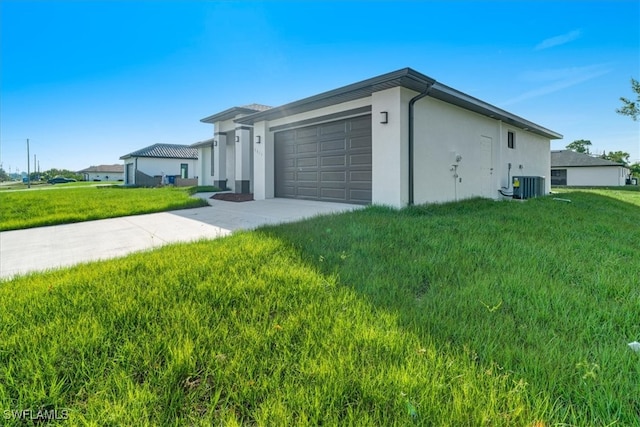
top-left (120, 143), bottom-right (198, 186)
top-left (77, 164), bottom-right (124, 182)
top-left (193, 68), bottom-right (562, 207)
top-left (551, 150), bottom-right (631, 186)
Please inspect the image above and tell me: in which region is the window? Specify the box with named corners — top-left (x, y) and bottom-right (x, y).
top-left (551, 169), bottom-right (567, 186)
top-left (180, 163), bottom-right (188, 179)
top-left (507, 131), bottom-right (515, 149)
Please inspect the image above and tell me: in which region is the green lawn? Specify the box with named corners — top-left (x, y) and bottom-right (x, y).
top-left (0, 186), bottom-right (210, 231)
top-left (1, 190), bottom-right (639, 425)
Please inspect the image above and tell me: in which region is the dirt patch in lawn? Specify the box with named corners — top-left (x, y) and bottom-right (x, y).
top-left (211, 193), bottom-right (254, 202)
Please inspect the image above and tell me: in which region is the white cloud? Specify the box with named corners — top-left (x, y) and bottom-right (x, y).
top-left (535, 30), bottom-right (582, 51)
top-left (501, 64), bottom-right (612, 106)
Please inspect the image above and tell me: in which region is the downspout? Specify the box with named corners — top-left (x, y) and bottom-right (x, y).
top-left (408, 82), bottom-right (435, 205)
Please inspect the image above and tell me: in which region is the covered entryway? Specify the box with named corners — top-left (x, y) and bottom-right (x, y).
top-left (274, 115), bottom-right (372, 204)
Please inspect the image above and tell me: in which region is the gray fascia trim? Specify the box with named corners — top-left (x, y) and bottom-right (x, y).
top-left (200, 107), bottom-right (262, 124)
top-left (552, 164), bottom-right (625, 168)
top-left (429, 83), bottom-right (563, 140)
top-left (235, 125), bottom-right (253, 131)
top-left (190, 137), bottom-right (216, 148)
top-left (233, 67), bottom-right (561, 141)
top-left (268, 106), bottom-right (372, 132)
top-left (236, 68), bottom-right (435, 125)
top-left (214, 132), bottom-right (227, 136)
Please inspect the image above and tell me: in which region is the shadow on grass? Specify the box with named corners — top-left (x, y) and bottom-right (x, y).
top-left (257, 193), bottom-right (640, 425)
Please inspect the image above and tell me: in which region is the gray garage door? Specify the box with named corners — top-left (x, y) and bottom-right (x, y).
top-left (274, 115), bottom-right (372, 204)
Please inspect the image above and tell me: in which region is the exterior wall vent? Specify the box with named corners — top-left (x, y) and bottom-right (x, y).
top-left (512, 176), bottom-right (545, 199)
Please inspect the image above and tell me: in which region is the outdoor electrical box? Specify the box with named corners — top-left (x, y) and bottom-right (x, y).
top-left (512, 176), bottom-right (545, 199)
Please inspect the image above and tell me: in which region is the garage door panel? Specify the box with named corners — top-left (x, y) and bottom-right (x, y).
top-left (297, 142), bottom-right (318, 153)
top-left (297, 157), bottom-right (318, 167)
top-left (321, 171), bottom-right (347, 182)
top-left (281, 158), bottom-right (295, 168)
top-left (278, 130), bottom-right (296, 142)
top-left (349, 116), bottom-right (371, 131)
top-left (350, 153), bottom-right (372, 166)
top-left (350, 189), bottom-right (372, 203)
top-left (321, 155), bottom-right (347, 167)
top-left (297, 172), bottom-right (318, 182)
top-left (320, 122), bottom-right (347, 135)
top-left (296, 127), bottom-right (318, 139)
top-left (321, 139), bottom-right (346, 152)
top-left (275, 115), bottom-right (371, 204)
top-left (321, 188), bottom-right (347, 199)
top-left (297, 186), bottom-right (319, 197)
top-left (282, 171), bottom-right (295, 181)
top-left (350, 171), bottom-right (371, 183)
top-left (350, 135), bottom-right (371, 149)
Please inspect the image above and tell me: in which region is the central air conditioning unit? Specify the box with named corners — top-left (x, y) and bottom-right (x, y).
top-left (512, 176), bottom-right (545, 199)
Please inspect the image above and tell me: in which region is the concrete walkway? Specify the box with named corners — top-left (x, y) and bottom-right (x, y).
top-left (0, 196), bottom-right (362, 279)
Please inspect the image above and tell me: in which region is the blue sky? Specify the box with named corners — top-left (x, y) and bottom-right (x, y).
top-left (1, 0), bottom-right (639, 173)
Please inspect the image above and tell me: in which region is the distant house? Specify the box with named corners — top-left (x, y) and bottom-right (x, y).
top-left (119, 143), bottom-right (198, 186)
top-left (77, 164), bottom-right (124, 182)
top-left (551, 150), bottom-right (630, 186)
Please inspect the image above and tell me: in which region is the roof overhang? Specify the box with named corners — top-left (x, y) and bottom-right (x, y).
top-left (235, 68), bottom-right (435, 125)
top-left (233, 67), bottom-right (562, 140)
top-left (190, 137), bottom-right (216, 148)
top-left (200, 107), bottom-right (265, 124)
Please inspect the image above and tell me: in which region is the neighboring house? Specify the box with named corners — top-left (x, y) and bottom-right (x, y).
top-left (551, 150), bottom-right (631, 186)
top-left (193, 68), bottom-right (562, 207)
top-left (120, 143), bottom-right (198, 186)
top-left (77, 164), bottom-right (124, 181)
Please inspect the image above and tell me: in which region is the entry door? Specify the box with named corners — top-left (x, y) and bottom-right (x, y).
top-left (126, 163), bottom-right (134, 184)
top-left (480, 136), bottom-right (493, 197)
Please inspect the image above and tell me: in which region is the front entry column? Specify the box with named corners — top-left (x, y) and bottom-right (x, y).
top-left (235, 126), bottom-right (252, 193)
top-left (213, 131), bottom-right (227, 189)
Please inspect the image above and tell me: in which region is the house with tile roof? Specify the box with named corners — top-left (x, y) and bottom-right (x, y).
top-left (551, 150), bottom-right (631, 186)
top-left (120, 143), bottom-right (198, 186)
top-left (77, 164), bottom-right (124, 182)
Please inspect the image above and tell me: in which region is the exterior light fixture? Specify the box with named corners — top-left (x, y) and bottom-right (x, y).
top-left (380, 111), bottom-right (388, 124)
top-left (235, 136), bottom-right (240, 142)
top-left (256, 136), bottom-right (261, 144)
top-left (213, 140), bottom-right (218, 146)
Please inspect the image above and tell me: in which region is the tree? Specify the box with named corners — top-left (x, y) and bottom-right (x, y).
top-left (601, 151), bottom-right (630, 165)
top-left (0, 167), bottom-right (9, 182)
top-left (630, 162), bottom-right (640, 177)
top-left (566, 139), bottom-right (592, 154)
top-left (616, 78), bottom-right (640, 121)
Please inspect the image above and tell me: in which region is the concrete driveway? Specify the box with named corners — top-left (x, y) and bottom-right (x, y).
top-left (0, 196), bottom-right (362, 280)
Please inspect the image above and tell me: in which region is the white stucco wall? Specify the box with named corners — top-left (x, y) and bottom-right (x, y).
top-left (253, 120), bottom-right (273, 200)
top-left (498, 124), bottom-right (551, 194)
top-left (561, 166), bottom-right (629, 186)
top-left (371, 87), bottom-right (408, 207)
top-left (137, 158), bottom-right (197, 178)
top-left (411, 96), bottom-right (551, 205)
top-left (198, 145), bottom-right (214, 186)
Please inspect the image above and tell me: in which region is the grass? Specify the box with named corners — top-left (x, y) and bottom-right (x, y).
top-left (1, 190), bottom-right (639, 425)
top-left (552, 185), bottom-right (640, 207)
top-left (0, 186), bottom-right (210, 231)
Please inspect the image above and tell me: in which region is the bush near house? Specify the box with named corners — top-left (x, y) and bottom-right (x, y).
top-left (1, 190), bottom-right (639, 425)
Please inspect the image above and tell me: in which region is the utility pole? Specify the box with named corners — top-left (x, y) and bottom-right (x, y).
top-left (34, 154), bottom-right (37, 181)
top-left (27, 138), bottom-right (31, 188)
